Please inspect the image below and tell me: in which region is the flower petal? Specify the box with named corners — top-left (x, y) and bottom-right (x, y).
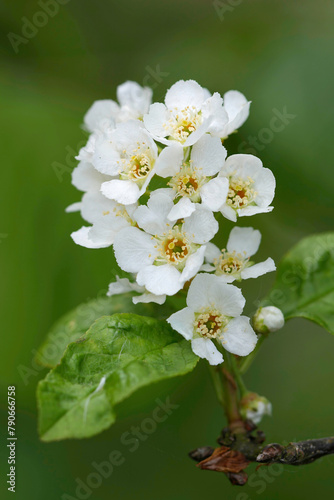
top-left (191, 338), bottom-right (223, 365)
top-left (167, 307), bottom-right (195, 340)
top-left (116, 81), bottom-right (152, 117)
top-left (183, 205), bottom-right (218, 244)
top-left (101, 179), bottom-right (140, 205)
top-left (72, 161), bottom-right (110, 192)
top-left (107, 276), bottom-right (143, 296)
top-left (113, 227), bottom-right (157, 273)
top-left (241, 257), bottom-right (276, 279)
top-left (134, 192), bottom-right (173, 234)
top-left (84, 100), bottom-right (119, 132)
top-left (222, 90), bottom-right (250, 136)
top-left (204, 242), bottom-right (221, 263)
top-left (180, 246), bottom-right (206, 282)
top-left (155, 144), bottom-right (184, 178)
top-left (191, 134), bottom-right (227, 176)
top-left (143, 102), bottom-right (169, 139)
top-left (237, 206), bottom-right (274, 217)
top-left (227, 227), bottom-right (261, 257)
top-left (132, 293), bottom-right (166, 305)
top-left (168, 197), bottom-right (196, 221)
top-left (71, 226), bottom-right (106, 249)
top-left (165, 80), bottom-right (208, 110)
top-left (222, 316), bottom-right (257, 356)
top-left (187, 274), bottom-right (245, 316)
top-left (200, 177), bottom-right (229, 211)
top-left (136, 264), bottom-right (182, 296)
top-left (220, 203), bottom-right (237, 222)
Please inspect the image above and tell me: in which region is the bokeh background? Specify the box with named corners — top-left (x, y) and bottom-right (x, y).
top-left (1, 0), bottom-right (334, 499)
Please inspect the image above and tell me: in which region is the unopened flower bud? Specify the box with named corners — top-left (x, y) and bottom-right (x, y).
top-left (240, 392), bottom-right (272, 425)
top-left (253, 306), bottom-right (284, 333)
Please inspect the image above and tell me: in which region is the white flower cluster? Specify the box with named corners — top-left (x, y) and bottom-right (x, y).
top-left (68, 80), bottom-right (277, 365)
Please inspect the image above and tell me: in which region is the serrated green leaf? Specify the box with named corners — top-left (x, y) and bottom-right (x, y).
top-left (37, 313), bottom-right (199, 441)
top-left (262, 232), bottom-right (334, 334)
top-left (36, 294), bottom-right (175, 368)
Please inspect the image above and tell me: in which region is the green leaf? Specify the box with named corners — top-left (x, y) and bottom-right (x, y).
top-left (262, 232), bottom-right (334, 334)
top-left (35, 294), bottom-right (176, 368)
top-left (37, 313), bottom-right (199, 441)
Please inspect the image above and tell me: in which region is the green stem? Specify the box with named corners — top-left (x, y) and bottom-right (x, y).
top-left (209, 365), bottom-right (225, 408)
top-left (239, 334), bottom-right (267, 374)
top-left (229, 354), bottom-right (248, 398)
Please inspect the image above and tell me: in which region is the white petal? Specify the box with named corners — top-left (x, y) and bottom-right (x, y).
top-left (132, 293), bottom-right (166, 305)
top-left (143, 103), bottom-right (169, 139)
top-left (187, 274), bottom-right (245, 316)
top-left (117, 81), bottom-right (152, 116)
top-left (84, 100), bottom-right (119, 132)
top-left (136, 264), bottom-right (182, 296)
top-left (72, 161), bottom-right (110, 192)
top-left (107, 276), bottom-right (143, 296)
top-left (253, 167), bottom-right (276, 207)
top-left (80, 191), bottom-right (118, 224)
top-left (165, 80), bottom-right (207, 110)
top-left (200, 263), bottom-right (216, 272)
top-left (71, 227), bottom-right (106, 249)
top-left (191, 338), bottom-right (223, 365)
top-left (220, 154), bottom-right (263, 178)
top-left (222, 316), bottom-right (257, 357)
top-left (155, 144), bottom-right (184, 178)
top-left (241, 258), bottom-right (276, 279)
top-left (167, 308), bottom-right (195, 340)
top-left (200, 177), bottom-right (229, 211)
top-left (183, 205), bottom-right (218, 244)
top-left (227, 227), bottom-right (261, 257)
top-left (66, 202), bottom-right (81, 213)
top-left (202, 93), bottom-right (229, 136)
top-left (101, 179), bottom-right (141, 205)
top-left (222, 90), bottom-right (250, 136)
top-left (168, 198), bottom-right (196, 221)
top-left (180, 246), bottom-right (206, 283)
top-left (220, 203), bottom-right (237, 222)
top-left (238, 206), bottom-right (274, 217)
top-left (190, 134), bottom-right (227, 176)
top-left (92, 140), bottom-right (121, 176)
top-left (204, 242), bottom-right (221, 263)
top-left (134, 192), bottom-right (173, 235)
top-left (113, 227), bottom-right (156, 273)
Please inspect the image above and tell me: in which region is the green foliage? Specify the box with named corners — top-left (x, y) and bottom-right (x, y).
top-left (37, 314), bottom-right (199, 441)
top-left (35, 294), bottom-right (176, 368)
top-left (262, 232), bottom-right (334, 334)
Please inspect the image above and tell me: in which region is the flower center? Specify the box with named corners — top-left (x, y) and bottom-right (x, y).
top-left (165, 106), bottom-right (203, 143)
top-left (168, 164), bottom-right (206, 201)
top-left (214, 250), bottom-right (248, 276)
top-left (194, 308), bottom-right (227, 339)
top-left (153, 228), bottom-right (196, 270)
top-left (226, 176), bottom-right (256, 209)
top-left (118, 144), bottom-right (154, 184)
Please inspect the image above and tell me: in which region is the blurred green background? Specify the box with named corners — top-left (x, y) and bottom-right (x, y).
top-left (1, 0), bottom-right (334, 498)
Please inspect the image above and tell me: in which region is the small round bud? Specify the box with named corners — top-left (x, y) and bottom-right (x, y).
top-left (253, 306), bottom-right (285, 333)
top-left (240, 392), bottom-right (272, 425)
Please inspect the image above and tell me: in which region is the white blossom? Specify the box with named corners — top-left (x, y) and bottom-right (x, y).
top-left (240, 393), bottom-right (272, 424)
top-left (68, 191), bottom-right (137, 249)
top-left (88, 120), bottom-right (158, 205)
top-left (167, 273), bottom-right (257, 365)
top-left (203, 227), bottom-right (276, 282)
top-left (218, 154), bottom-right (276, 222)
top-left (113, 192), bottom-right (218, 296)
top-left (155, 134), bottom-right (229, 219)
top-left (144, 79), bottom-right (229, 147)
top-left (253, 306), bottom-right (285, 333)
top-left (83, 81), bottom-right (152, 133)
